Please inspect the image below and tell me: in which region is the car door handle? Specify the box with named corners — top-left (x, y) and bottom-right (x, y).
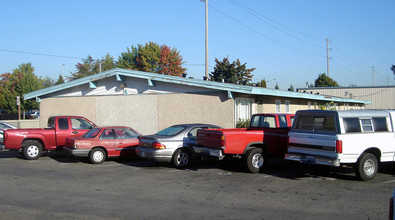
top-left (72, 131), bottom-right (79, 134)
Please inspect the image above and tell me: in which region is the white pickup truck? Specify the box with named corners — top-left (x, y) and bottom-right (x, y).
top-left (285, 109), bottom-right (395, 181)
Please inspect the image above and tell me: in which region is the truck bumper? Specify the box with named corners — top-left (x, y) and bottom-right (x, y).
top-left (285, 153), bottom-right (341, 167)
top-left (193, 146), bottom-right (224, 160)
top-left (63, 146), bottom-right (91, 157)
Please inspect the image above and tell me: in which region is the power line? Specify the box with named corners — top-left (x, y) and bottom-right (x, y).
top-left (229, 0), bottom-right (324, 48)
top-left (0, 49), bottom-right (83, 60)
top-left (209, 4), bottom-right (324, 57)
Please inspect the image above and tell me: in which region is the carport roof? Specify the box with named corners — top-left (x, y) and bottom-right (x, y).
top-left (24, 68), bottom-right (370, 104)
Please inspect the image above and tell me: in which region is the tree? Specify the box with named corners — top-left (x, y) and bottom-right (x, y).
top-left (0, 63), bottom-right (44, 113)
top-left (116, 46), bottom-right (139, 70)
top-left (116, 42), bottom-right (186, 76)
top-left (210, 57), bottom-right (255, 85)
top-left (391, 65), bottom-right (395, 79)
top-left (274, 83), bottom-right (279, 90)
top-left (158, 45), bottom-right (186, 76)
top-left (43, 76), bottom-right (55, 88)
top-left (55, 74), bottom-right (65, 85)
top-left (69, 54), bottom-right (115, 80)
top-left (288, 84), bottom-right (294, 91)
top-left (314, 73), bottom-right (339, 87)
top-left (253, 79), bottom-right (267, 88)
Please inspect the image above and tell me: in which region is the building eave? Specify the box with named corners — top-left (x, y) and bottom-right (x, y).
top-left (24, 68), bottom-right (370, 105)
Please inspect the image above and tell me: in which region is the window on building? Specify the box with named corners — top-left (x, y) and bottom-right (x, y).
top-left (285, 100), bottom-right (290, 113)
top-left (235, 98), bottom-right (254, 121)
top-left (308, 102), bottom-right (311, 110)
top-left (275, 100), bottom-right (281, 113)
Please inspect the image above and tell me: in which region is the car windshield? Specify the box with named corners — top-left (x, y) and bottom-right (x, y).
top-left (83, 128), bottom-right (101, 138)
top-left (156, 125), bottom-right (186, 136)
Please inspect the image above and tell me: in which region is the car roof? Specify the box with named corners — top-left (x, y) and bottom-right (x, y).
top-left (170, 123), bottom-right (221, 128)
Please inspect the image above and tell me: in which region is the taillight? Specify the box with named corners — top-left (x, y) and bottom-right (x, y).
top-left (152, 142), bottom-right (166, 149)
top-left (336, 140), bottom-right (343, 154)
top-left (220, 135), bottom-right (226, 149)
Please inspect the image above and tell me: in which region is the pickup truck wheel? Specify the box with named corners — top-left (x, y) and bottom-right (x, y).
top-left (354, 153), bottom-right (378, 181)
top-left (246, 148), bottom-right (265, 173)
top-left (90, 148), bottom-right (106, 164)
top-left (172, 148), bottom-right (190, 168)
top-left (22, 141), bottom-right (43, 160)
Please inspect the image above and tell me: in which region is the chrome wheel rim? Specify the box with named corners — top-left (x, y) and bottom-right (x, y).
top-left (27, 145), bottom-right (39, 157)
top-left (252, 153), bottom-right (263, 169)
top-left (177, 152), bottom-right (189, 166)
top-left (93, 151), bottom-right (104, 162)
top-left (364, 158), bottom-right (375, 176)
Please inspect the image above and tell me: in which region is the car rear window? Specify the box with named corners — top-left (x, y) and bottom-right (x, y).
top-left (294, 114), bottom-right (338, 134)
top-left (83, 128), bottom-right (101, 138)
top-left (156, 125), bottom-right (186, 136)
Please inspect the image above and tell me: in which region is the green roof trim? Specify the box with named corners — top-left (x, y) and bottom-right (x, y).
top-left (24, 68), bottom-right (370, 104)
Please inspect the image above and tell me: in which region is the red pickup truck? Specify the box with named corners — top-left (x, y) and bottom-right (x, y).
top-left (3, 116), bottom-right (96, 160)
top-left (193, 113), bottom-right (294, 173)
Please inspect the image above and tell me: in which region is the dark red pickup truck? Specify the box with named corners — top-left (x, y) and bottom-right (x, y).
top-left (193, 113), bottom-right (294, 173)
top-left (3, 116), bottom-right (96, 160)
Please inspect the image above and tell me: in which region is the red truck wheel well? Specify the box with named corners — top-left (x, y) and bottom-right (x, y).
top-left (22, 139), bottom-right (45, 150)
top-left (243, 143), bottom-right (268, 155)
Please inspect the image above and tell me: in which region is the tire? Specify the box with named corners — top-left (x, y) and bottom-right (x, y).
top-left (245, 148), bottom-right (266, 173)
top-left (22, 140), bottom-right (43, 160)
top-left (172, 148), bottom-right (190, 168)
top-left (89, 148), bottom-right (106, 164)
top-left (354, 153), bottom-right (378, 181)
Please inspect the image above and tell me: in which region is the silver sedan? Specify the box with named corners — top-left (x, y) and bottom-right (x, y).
top-left (136, 124), bottom-right (220, 168)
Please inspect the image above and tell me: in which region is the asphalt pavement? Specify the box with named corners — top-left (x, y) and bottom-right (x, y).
top-left (0, 150), bottom-right (394, 220)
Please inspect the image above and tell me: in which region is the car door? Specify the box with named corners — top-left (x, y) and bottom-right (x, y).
top-left (99, 129), bottom-right (117, 156)
top-left (114, 128), bottom-right (140, 156)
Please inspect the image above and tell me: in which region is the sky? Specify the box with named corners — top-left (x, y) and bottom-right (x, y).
top-left (1, 0), bottom-right (394, 89)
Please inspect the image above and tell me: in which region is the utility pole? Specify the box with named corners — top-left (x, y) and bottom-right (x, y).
top-left (326, 39), bottom-right (331, 77)
top-left (201, 0), bottom-right (209, 80)
top-left (371, 66), bottom-right (375, 86)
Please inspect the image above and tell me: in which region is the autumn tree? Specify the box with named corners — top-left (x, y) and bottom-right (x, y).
top-left (314, 73), bottom-right (339, 87)
top-left (158, 45), bottom-right (186, 76)
top-left (69, 53), bottom-right (115, 80)
top-left (0, 63), bottom-right (44, 113)
top-left (211, 57), bottom-right (255, 85)
top-left (116, 42), bottom-right (186, 76)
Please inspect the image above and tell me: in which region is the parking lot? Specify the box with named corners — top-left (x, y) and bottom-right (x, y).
top-left (0, 150), bottom-right (393, 220)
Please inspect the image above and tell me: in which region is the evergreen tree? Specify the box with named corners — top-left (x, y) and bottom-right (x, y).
top-left (55, 74), bottom-right (65, 85)
top-left (314, 73), bottom-right (339, 87)
top-left (211, 57), bottom-right (255, 85)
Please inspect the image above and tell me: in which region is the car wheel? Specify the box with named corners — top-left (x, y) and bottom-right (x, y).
top-left (22, 140), bottom-right (43, 160)
top-left (89, 148), bottom-right (106, 164)
top-left (354, 153), bottom-right (378, 181)
top-left (245, 148), bottom-right (266, 173)
top-left (172, 148), bottom-right (190, 168)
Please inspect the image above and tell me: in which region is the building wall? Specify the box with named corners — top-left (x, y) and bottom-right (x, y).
top-left (297, 86), bottom-right (395, 110)
top-left (39, 92), bottom-right (234, 134)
